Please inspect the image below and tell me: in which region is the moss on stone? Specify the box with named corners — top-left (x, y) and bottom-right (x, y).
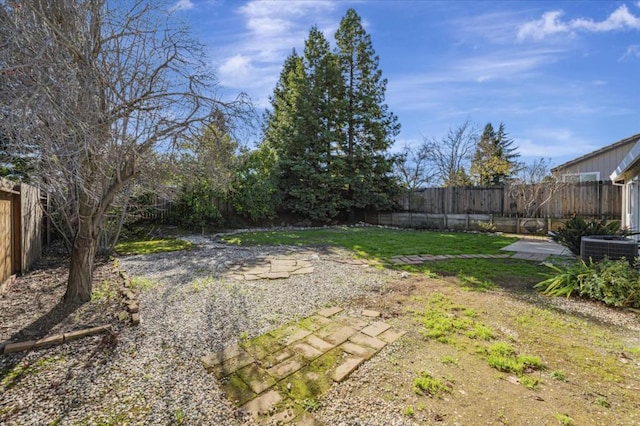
top-left (222, 373), bottom-right (257, 406)
top-left (297, 315), bottom-right (332, 332)
top-left (241, 333), bottom-right (284, 360)
top-left (268, 322), bottom-right (300, 341)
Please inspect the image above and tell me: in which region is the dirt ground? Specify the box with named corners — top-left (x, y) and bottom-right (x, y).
top-left (330, 275), bottom-right (640, 425)
top-left (0, 254), bottom-right (123, 345)
top-left (2, 250), bottom-right (640, 425)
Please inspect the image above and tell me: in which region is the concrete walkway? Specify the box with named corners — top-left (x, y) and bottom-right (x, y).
top-left (388, 238), bottom-right (573, 265)
top-left (500, 238), bottom-right (572, 261)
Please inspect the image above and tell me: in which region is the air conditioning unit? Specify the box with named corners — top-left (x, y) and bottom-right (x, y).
top-left (580, 236), bottom-right (638, 263)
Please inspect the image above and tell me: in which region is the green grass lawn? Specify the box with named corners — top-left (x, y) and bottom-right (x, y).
top-left (114, 238), bottom-right (193, 256)
top-left (223, 227), bottom-right (545, 290)
top-left (400, 258), bottom-right (546, 291)
top-left (222, 227), bottom-right (518, 260)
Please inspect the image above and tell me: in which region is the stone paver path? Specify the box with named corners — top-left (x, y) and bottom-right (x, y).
top-left (201, 307), bottom-right (405, 424)
top-left (226, 257), bottom-right (315, 281)
top-left (226, 255), bottom-right (375, 281)
top-left (388, 253), bottom-right (512, 265)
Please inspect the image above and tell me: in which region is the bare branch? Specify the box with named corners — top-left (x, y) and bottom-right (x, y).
top-left (506, 158), bottom-right (566, 217)
top-left (0, 0), bottom-right (251, 302)
top-left (421, 120), bottom-right (478, 187)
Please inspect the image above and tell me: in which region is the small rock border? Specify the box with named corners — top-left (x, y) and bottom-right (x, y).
top-left (116, 268), bottom-right (141, 326)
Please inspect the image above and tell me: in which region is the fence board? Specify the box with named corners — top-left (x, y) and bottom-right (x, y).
top-left (0, 191), bottom-right (12, 284)
top-left (0, 179), bottom-right (43, 284)
top-left (20, 183), bottom-right (42, 273)
top-left (403, 182), bottom-right (621, 218)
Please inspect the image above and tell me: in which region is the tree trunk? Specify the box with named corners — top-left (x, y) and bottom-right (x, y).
top-left (64, 219), bottom-right (98, 303)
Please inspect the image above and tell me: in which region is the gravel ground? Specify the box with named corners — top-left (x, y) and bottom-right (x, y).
top-left (4, 232), bottom-right (639, 425)
top-left (1, 234), bottom-right (402, 425)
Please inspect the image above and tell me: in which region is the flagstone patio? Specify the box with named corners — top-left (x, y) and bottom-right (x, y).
top-left (225, 257), bottom-right (316, 281)
top-left (201, 307), bottom-right (405, 424)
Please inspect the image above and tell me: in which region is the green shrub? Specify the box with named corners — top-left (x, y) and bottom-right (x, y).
top-left (534, 260), bottom-right (590, 298)
top-left (551, 216), bottom-right (629, 255)
top-left (229, 147), bottom-right (280, 223)
top-left (536, 258), bottom-right (640, 308)
top-left (578, 258), bottom-right (640, 307)
top-left (172, 180), bottom-right (225, 230)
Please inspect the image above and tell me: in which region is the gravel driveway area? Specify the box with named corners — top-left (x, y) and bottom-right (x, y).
top-left (1, 235), bottom-right (405, 425)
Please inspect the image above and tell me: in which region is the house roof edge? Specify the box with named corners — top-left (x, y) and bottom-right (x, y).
top-left (551, 132), bottom-right (640, 173)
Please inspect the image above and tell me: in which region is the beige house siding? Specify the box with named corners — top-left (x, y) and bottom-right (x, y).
top-left (553, 134), bottom-right (640, 181)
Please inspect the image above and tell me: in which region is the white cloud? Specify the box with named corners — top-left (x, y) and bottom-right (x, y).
top-left (622, 44), bottom-right (640, 59)
top-left (515, 129), bottom-right (598, 159)
top-left (236, 0), bottom-right (338, 60)
top-left (453, 49), bottom-right (560, 81)
top-left (219, 55), bottom-right (253, 84)
top-left (170, 0), bottom-right (194, 12)
top-left (517, 10), bottom-right (570, 40)
top-left (211, 0), bottom-right (340, 104)
top-left (388, 46), bottom-right (563, 98)
top-left (572, 5), bottom-right (640, 32)
top-left (518, 5), bottom-right (640, 40)
top-left (451, 10), bottom-right (530, 44)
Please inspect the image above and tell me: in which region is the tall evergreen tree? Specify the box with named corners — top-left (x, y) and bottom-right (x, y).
top-left (264, 31), bottom-right (347, 221)
top-left (263, 50), bottom-right (305, 156)
top-left (262, 10), bottom-right (400, 222)
top-left (335, 9), bottom-right (400, 218)
top-left (471, 122), bottom-right (520, 186)
top-left (294, 27), bottom-right (347, 219)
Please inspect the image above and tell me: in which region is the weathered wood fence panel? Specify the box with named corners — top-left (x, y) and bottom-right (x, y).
top-left (370, 181), bottom-right (622, 235)
top-left (402, 181), bottom-right (621, 218)
top-left (0, 178), bottom-right (43, 286)
top-left (364, 212), bottom-right (584, 235)
top-left (402, 186), bottom-right (504, 214)
top-left (20, 183), bottom-right (43, 272)
top-left (0, 189), bottom-right (13, 285)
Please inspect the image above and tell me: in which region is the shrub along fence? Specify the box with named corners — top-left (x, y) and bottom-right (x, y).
top-left (367, 181), bottom-right (622, 235)
top-left (137, 195), bottom-right (235, 223)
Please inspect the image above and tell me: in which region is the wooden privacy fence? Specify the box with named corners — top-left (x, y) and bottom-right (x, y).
top-left (399, 181), bottom-right (621, 218)
top-left (0, 178), bottom-right (43, 288)
top-left (366, 181), bottom-right (622, 235)
top-left (364, 212), bottom-right (583, 235)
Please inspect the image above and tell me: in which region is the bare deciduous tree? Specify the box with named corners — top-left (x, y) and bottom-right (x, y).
top-left (0, 0), bottom-right (248, 303)
top-left (395, 143), bottom-right (436, 191)
top-left (422, 120), bottom-right (478, 187)
top-left (395, 143), bottom-right (437, 211)
top-left (507, 158), bottom-right (564, 217)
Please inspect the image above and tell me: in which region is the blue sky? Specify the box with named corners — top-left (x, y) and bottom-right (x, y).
top-left (170, 0), bottom-right (640, 168)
